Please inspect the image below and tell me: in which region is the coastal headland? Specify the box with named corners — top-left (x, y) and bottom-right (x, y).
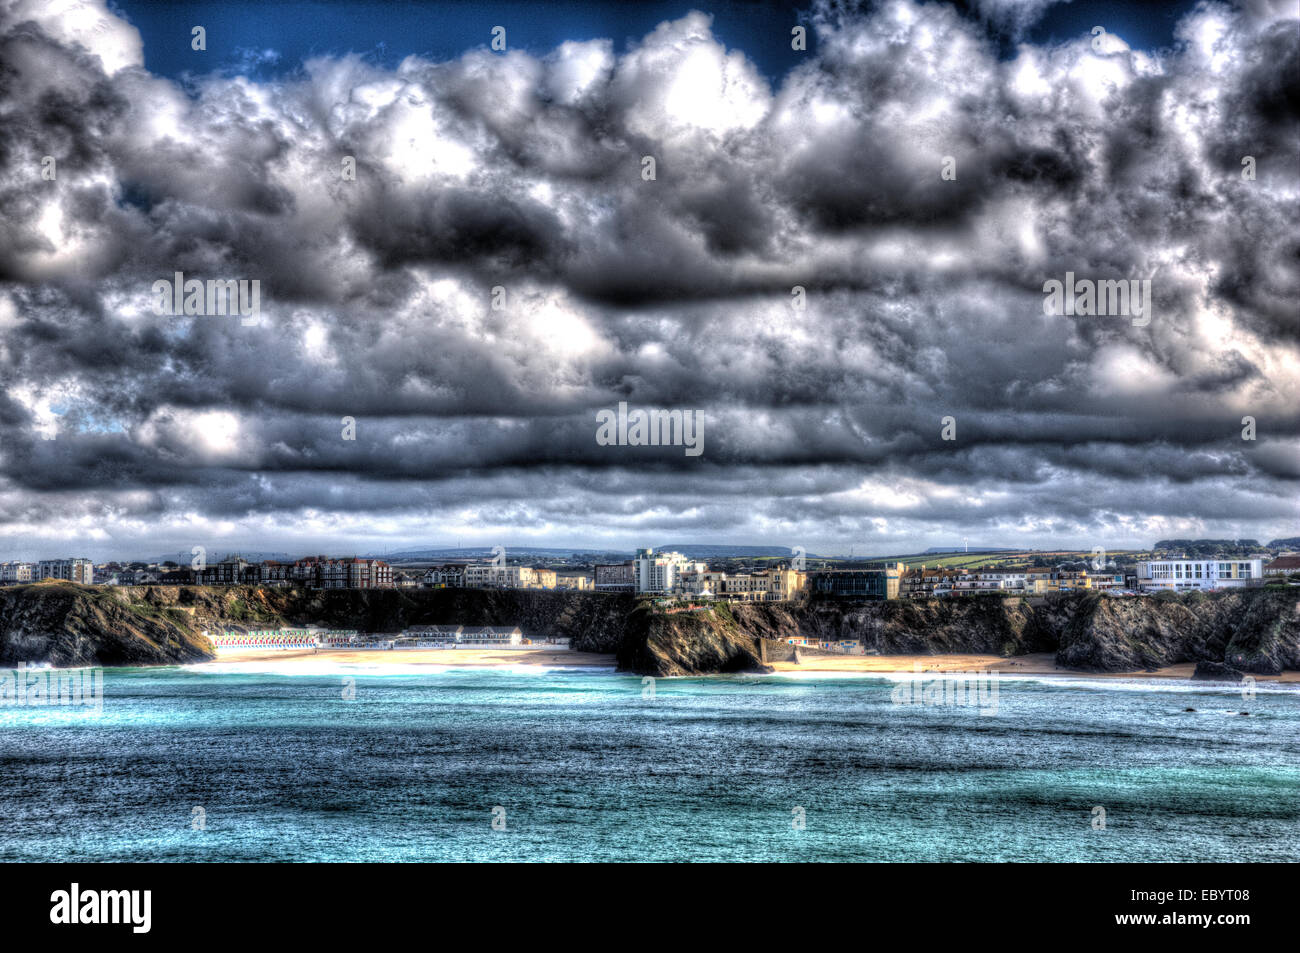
top-left (0, 582), bottom-right (1297, 679)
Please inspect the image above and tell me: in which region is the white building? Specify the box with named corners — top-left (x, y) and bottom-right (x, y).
top-left (1136, 558), bottom-right (1263, 591)
top-left (459, 626), bottom-right (523, 645)
top-left (952, 577), bottom-right (1013, 594)
top-left (678, 569), bottom-right (728, 595)
top-left (464, 563), bottom-right (535, 588)
top-left (634, 548), bottom-right (706, 593)
top-left (977, 571), bottom-right (1027, 590)
top-left (402, 625), bottom-right (463, 643)
top-left (0, 561), bottom-right (35, 583)
top-left (36, 558), bottom-right (94, 585)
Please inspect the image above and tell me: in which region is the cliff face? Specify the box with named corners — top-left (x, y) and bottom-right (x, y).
top-left (730, 590), bottom-right (1299, 676)
top-left (133, 584), bottom-right (634, 653)
top-left (0, 583), bottom-right (213, 667)
top-left (615, 605), bottom-right (769, 676)
top-left (1043, 590), bottom-right (1300, 674)
top-left (731, 597), bottom-right (1055, 657)
top-left (1, 582), bottom-right (1296, 677)
top-left (0, 583), bottom-right (634, 667)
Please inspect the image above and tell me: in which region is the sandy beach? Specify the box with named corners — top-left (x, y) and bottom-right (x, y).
top-left (210, 647), bottom-right (617, 667)
top-left (769, 651), bottom-right (1300, 682)
top-left (204, 647), bottom-right (1298, 681)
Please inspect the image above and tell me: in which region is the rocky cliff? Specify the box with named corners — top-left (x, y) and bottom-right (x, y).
top-left (1044, 589), bottom-right (1300, 674)
top-left (0, 582), bottom-right (213, 667)
top-left (731, 595), bottom-right (1054, 657)
top-left (1, 582), bottom-right (1296, 677)
top-left (726, 589), bottom-right (1299, 677)
top-left (0, 583), bottom-right (633, 667)
top-left (615, 604), bottom-right (769, 676)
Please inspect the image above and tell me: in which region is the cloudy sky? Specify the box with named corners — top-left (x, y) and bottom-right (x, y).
top-left (0, 0), bottom-right (1297, 561)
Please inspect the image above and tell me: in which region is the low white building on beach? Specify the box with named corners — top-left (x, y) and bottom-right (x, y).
top-left (397, 625), bottom-right (524, 646)
top-left (460, 626), bottom-right (524, 645)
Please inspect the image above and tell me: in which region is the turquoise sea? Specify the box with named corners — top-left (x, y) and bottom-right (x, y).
top-left (1, 662), bottom-right (1297, 862)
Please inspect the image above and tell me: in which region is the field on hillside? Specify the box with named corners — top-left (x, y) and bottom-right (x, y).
top-left (789, 550), bottom-right (1147, 570)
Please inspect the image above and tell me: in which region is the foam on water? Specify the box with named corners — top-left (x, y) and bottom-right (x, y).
top-left (761, 668), bottom-right (1300, 695)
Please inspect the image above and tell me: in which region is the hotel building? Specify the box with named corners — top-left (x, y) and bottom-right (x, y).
top-left (901, 567), bottom-right (970, 598)
top-left (463, 563), bottom-right (536, 588)
top-left (346, 558), bottom-right (393, 588)
top-left (690, 568), bottom-right (807, 602)
top-left (634, 548), bottom-right (706, 593)
top-left (0, 561), bottom-right (35, 584)
top-left (201, 556), bottom-right (255, 586)
top-left (1135, 558), bottom-right (1264, 591)
top-left (36, 558), bottom-right (94, 585)
top-left (195, 555), bottom-right (394, 588)
top-left (761, 568), bottom-right (806, 600)
top-left (677, 569), bottom-right (728, 597)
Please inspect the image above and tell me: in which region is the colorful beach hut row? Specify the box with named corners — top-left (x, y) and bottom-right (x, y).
top-left (208, 628), bottom-right (322, 649)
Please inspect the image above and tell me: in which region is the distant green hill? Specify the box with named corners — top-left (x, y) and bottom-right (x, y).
top-left (1153, 539), bottom-right (1264, 557)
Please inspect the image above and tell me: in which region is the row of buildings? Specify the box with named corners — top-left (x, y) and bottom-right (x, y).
top-left (196, 555), bottom-right (396, 589)
top-left (3, 550), bottom-right (1296, 599)
top-left (591, 549), bottom-right (1297, 601)
top-left (591, 549), bottom-right (807, 602)
top-left (423, 564), bottom-right (592, 590)
top-left (811, 556), bottom-right (1292, 599)
top-left (0, 558), bottom-right (94, 585)
top-left (0, 555), bottom-right (399, 589)
top-left (900, 565), bottom-right (1117, 598)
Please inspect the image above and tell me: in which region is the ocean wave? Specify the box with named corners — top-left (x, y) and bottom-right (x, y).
top-left (758, 669), bottom-right (1300, 694)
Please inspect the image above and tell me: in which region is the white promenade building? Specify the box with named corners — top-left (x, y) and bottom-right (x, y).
top-left (1135, 558), bottom-right (1263, 591)
top-left (460, 626), bottom-right (524, 645)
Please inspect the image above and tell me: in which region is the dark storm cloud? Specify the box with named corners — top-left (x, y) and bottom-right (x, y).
top-left (0, 0), bottom-right (1296, 556)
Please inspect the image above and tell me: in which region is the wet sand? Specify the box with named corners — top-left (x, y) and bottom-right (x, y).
top-left (205, 648), bottom-right (1297, 682)
top-left (769, 651), bottom-right (1300, 682)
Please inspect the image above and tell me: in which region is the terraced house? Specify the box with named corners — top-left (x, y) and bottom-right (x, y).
top-left (193, 555), bottom-right (394, 589)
